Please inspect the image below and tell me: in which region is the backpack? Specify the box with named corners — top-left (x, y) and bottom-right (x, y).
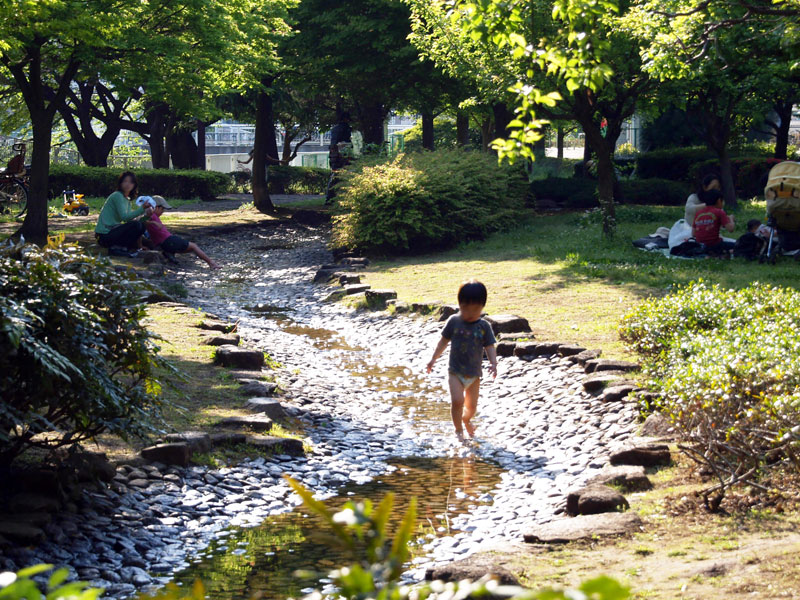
top-left (670, 239), bottom-right (706, 257)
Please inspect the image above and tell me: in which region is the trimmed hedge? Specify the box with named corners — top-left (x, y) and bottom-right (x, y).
top-left (332, 149), bottom-right (529, 254)
top-left (49, 165), bottom-right (231, 200)
top-left (636, 144), bottom-right (775, 182)
top-left (267, 165), bottom-right (329, 195)
top-left (531, 177), bottom-right (689, 209)
top-left (689, 157), bottom-right (786, 198)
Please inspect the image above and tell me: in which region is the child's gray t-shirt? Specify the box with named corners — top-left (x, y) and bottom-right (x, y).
top-left (441, 315), bottom-right (497, 377)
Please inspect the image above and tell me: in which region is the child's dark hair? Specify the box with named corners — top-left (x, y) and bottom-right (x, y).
top-left (117, 171), bottom-right (138, 199)
top-left (458, 279), bottom-right (487, 305)
top-left (704, 189), bottom-right (723, 206)
top-left (746, 219), bottom-right (761, 231)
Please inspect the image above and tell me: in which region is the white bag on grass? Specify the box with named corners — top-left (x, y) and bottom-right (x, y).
top-left (668, 219), bottom-right (692, 249)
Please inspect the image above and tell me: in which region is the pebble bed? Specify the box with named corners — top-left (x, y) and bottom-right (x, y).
top-left (0, 221), bottom-right (640, 597)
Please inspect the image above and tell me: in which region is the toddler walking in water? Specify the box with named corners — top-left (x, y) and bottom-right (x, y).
top-left (426, 280), bottom-right (498, 440)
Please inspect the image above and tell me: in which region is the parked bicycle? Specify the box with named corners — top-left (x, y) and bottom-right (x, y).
top-left (0, 142), bottom-right (29, 217)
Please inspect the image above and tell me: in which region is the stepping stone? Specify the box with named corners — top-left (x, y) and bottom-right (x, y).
top-left (411, 301), bottom-right (440, 314)
top-left (204, 334), bottom-right (240, 346)
top-left (513, 342), bottom-right (538, 357)
top-left (568, 349), bottom-right (602, 365)
top-left (323, 289), bottom-right (346, 302)
top-left (340, 257), bottom-right (370, 266)
top-left (7, 493), bottom-right (60, 513)
top-left (197, 319), bottom-right (237, 333)
top-left (344, 284), bottom-right (370, 295)
top-left (532, 341), bottom-right (560, 355)
top-left (164, 431), bottom-right (211, 453)
top-left (393, 301), bottom-right (411, 313)
top-left (140, 291), bottom-right (176, 304)
top-left (436, 304), bottom-right (459, 321)
top-left (365, 289), bottom-right (397, 304)
top-left (245, 435), bottom-right (305, 456)
top-left (214, 346), bottom-right (265, 369)
top-left (141, 443), bottom-right (191, 467)
top-left (498, 332), bottom-right (536, 341)
top-left (214, 414), bottom-right (273, 433)
top-left (582, 371), bottom-right (632, 393)
top-left (610, 442), bottom-right (671, 467)
top-left (484, 314), bottom-right (532, 335)
top-left (239, 380), bottom-right (277, 396)
top-left (639, 412), bottom-right (675, 439)
top-left (62, 450), bottom-right (116, 482)
top-left (585, 358), bottom-right (639, 374)
top-left (321, 263), bottom-right (364, 272)
top-left (0, 522), bottom-right (45, 545)
top-left (425, 554), bottom-right (520, 585)
top-left (496, 341), bottom-right (517, 357)
top-left (601, 384), bottom-right (638, 402)
top-left (523, 512), bottom-right (643, 544)
top-left (587, 465), bottom-right (652, 492)
top-left (244, 398), bottom-right (287, 420)
top-left (557, 344), bottom-right (586, 357)
top-left (313, 269), bottom-right (338, 284)
top-left (566, 484), bottom-right (629, 516)
top-left (209, 432), bottom-right (247, 446)
top-left (339, 274), bottom-right (361, 285)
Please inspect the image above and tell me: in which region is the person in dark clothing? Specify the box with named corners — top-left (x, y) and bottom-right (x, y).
top-left (329, 112), bottom-right (352, 149)
top-left (326, 113), bottom-right (353, 204)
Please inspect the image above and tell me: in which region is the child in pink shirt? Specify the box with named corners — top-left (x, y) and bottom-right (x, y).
top-left (146, 196), bottom-right (220, 269)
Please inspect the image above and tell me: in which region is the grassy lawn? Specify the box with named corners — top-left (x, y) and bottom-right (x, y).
top-left (360, 201), bottom-right (796, 358)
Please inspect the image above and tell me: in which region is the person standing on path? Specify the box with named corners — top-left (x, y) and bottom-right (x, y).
top-left (426, 280), bottom-right (498, 441)
top-left (95, 171), bottom-right (151, 255)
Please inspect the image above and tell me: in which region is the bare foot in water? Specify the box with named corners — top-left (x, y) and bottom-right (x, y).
top-left (463, 419), bottom-right (476, 438)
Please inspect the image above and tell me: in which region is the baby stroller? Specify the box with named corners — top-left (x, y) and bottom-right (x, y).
top-left (762, 161), bottom-right (800, 263)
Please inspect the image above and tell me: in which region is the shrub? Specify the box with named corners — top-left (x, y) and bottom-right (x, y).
top-left (266, 165), bottom-right (329, 195)
top-left (636, 145), bottom-right (776, 182)
top-left (399, 116), bottom-right (481, 152)
top-left (531, 177), bottom-right (688, 209)
top-left (620, 282), bottom-right (800, 508)
top-left (0, 240), bottom-right (172, 466)
top-left (48, 165), bottom-right (231, 200)
top-left (332, 150), bottom-right (529, 254)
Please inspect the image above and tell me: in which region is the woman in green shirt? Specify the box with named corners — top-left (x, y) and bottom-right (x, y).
top-left (95, 171), bottom-right (152, 254)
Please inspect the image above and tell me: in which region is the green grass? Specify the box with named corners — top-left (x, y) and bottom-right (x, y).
top-left (360, 200), bottom-right (795, 357)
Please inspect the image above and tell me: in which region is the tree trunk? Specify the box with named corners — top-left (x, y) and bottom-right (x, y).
top-left (196, 121), bottom-right (206, 170)
top-left (774, 100), bottom-right (793, 160)
top-left (557, 126), bottom-right (565, 160)
top-left (168, 129), bottom-right (198, 169)
top-left (596, 150), bottom-right (617, 238)
top-left (281, 129), bottom-right (295, 164)
top-left (480, 117), bottom-right (493, 153)
top-left (55, 82), bottom-right (119, 167)
top-left (252, 89), bottom-right (275, 214)
top-left (533, 125), bottom-right (547, 159)
top-left (18, 113), bottom-right (54, 245)
top-left (493, 103), bottom-right (513, 139)
top-left (717, 145), bottom-right (737, 209)
top-left (146, 106), bottom-right (170, 169)
top-left (421, 111), bottom-right (434, 150)
top-left (358, 103), bottom-right (386, 146)
top-left (456, 112), bottom-right (469, 147)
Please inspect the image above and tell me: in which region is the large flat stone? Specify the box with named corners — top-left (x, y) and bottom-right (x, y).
top-left (196, 319), bottom-right (237, 333)
top-left (610, 442), bottom-right (671, 467)
top-left (164, 431), bottom-right (211, 453)
top-left (498, 332), bottom-right (536, 342)
top-left (568, 349), bottom-right (601, 365)
top-left (339, 274), bottom-right (361, 285)
top-left (436, 304), bottom-right (459, 321)
top-left (0, 521), bottom-right (45, 545)
top-left (496, 342), bottom-right (517, 357)
top-left (209, 432), bottom-right (247, 446)
top-left (484, 314), bottom-right (531, 335)
top-left (566, 485), bottom-right (629, 516)
top-left (523, 512), bottom-right (643, 544)
top-left (513, 342), bottom-right (539, 357)
top-left (582, 371), bottom-right (632, 393)
top-left (557, 344), bottom-right (586, 357)
top-left (587, 465), bottom-right (652, 492)
top-left (425, 554), bottom-right (520, 585)
top-left (323, 289), bottom-right (346, 302)
top-left (141, 443), bottom-right (191, 467)
top-left (639, 412), bottom-right (675, 439)
top-left (340, 257), bottom-right (370, 266)
top-left (245, 435), bottom-right (305, 456)
top-left (214, 414), bottom-right (273, 432)
top-left (601, 384), bottom-right (638, 402)
top-left (239, 380), bottom-right (277, 396)
top-left (203, 334), bottom-right (241, 347)
top-left (585, 358), bottom-right (639, 374)
top-left (214, 346), bottom-right (265, 369)
top-left (365, 289), bottom-right (397, 304)
top-left (344, 284), bottom-right (371, 295)
top-left (244, 398), bottom-right (287, 420)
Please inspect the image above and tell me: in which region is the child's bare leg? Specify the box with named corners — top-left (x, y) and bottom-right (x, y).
top-left (186, 242), bottom-right (220, 269)
top-left (462, 378), bottom-right (480, 437)
top-left (447, 373), bottom-right (466, 437)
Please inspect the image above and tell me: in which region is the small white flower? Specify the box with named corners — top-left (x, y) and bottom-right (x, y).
top-left (0, 572), bottom-right (17, 588)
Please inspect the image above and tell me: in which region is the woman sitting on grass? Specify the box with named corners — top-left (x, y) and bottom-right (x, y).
top-left (145, 196), bottom-right (220, 269)
top-left (95, 171), bottom-right (151, 256)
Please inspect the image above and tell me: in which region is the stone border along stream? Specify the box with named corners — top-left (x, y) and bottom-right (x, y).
top-left (0, 219), bottom-right (650, 597)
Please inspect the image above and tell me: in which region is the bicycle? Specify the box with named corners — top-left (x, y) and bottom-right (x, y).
top-left (0, 143), bottom-right (29, 217)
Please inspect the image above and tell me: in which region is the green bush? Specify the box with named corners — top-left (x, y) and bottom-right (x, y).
top-left (0, 240), bottom-right (172, 466)
top-left (49, 165), bottom-right (231, 200)
top-left (620, 282), bottom-right (800, 508)
top-left (636, 145), bottom-right (775, 182)
top-left (267, 165), bottom-right (329, 195)
top-left (332, 149), bottom-right (529, 254)
top-left (399, 116), bottom-right (481, 152)
top-left (531, 177), bottom-right (688, 209)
